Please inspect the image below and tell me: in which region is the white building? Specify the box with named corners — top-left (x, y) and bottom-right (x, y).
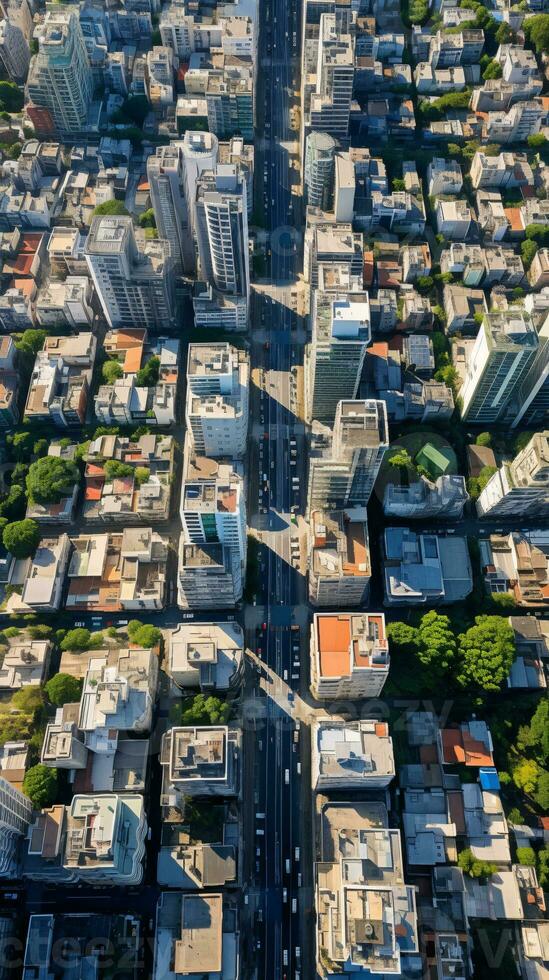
top-left (307, 290), bottom-right (371, 425)
top-left (195, 165), bottom-right (250, 321)
top-left (169, 621), bottom-right (243, 692)
top-left (309, 507), bottom-right (371, 607)
top-left (310, 612), bottom-right (389, 700)
top-left (461, 311), bottom-right (539, 424)
top-left (477, 431), bottom-right (549, 519)
top-left (180, 452), bottom-right (246, 571)
top-left (312, 720), bottom-right (395, 790)
top-left (186, 343), bottom-right (249, 459)
top-left (26, 9), bottom-right (93, 136)
top-left (0, 17), bottom-right (29, 82)
top-left (0, 777), bottom-right (32, 878)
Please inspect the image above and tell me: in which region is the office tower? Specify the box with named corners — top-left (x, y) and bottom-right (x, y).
top-left (306, 291), bottom-right (371, 425)
top-left (0, 776), bottom-right (32, 877)
top-left (310, 612), bottom-right (390, 700)
top-left (477, 431), bottom-right (549, 519)
top-left (511, 312), bottom-right (549, 427)
top-left (180, 451), bottom-right (247, 571)
top-left (85, 215), bottom-right (176, 332)
top-left (181, 130), bottom-right (219, 230)
top-left (195, 166), bottom-right (249, 300)
top-left (307, 399), bottom-right (389, 511)
top-left (27, 9), bottom-right (93, 137)
top-left (304, 132), bottom-right (337, 209)
top-left (461, 311), bottom-right (539, 423)
top-left (309, 13), bottom-right (354, 140)
top-left (178, 540), bottom-right (242, 608)
top-left (186, 343), bottom-right (249, 459)
top-left (308, 507), bottom-right (371, 607)
top-left (147, 143), bottom-right (192, 276)
top-left (205, 71), bottom-right (253, 141)
top-left (0, 18), bottom-right (29, 82)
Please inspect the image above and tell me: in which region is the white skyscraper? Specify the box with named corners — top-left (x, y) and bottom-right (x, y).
top-left (0, 17), bottom-right (29, 83)
top-left (85, 216), bottom-right (176, 332)
top-left (27, 9), bottom-right (93, 136)
top-left (195, 165), bottom-right (250, 310)
top-left (186, 343), bottom-right (249, 459)
top-left (0, 776), bottom-right (32, 878)
top-left (147, 132), bottom-right (219, 276)
top-left (180, 450), bottom-right (247, 571)
top-left (307, 291), bottom-right (371, 425)
top-left (307, 399), bottom-right (389, 511)
top-left (304, 131), bottom-right (337, 209)
top-left (461, 311), bottom-right (539, 424)
top-left (309, 13), bottom-right (354, 141)
top-left (477, 431), bottom-right (549, 519)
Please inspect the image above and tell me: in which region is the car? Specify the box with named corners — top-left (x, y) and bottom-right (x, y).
top-left (282, 888), bottom-right (287, 903)
top-left (288, 692), bottom-right (294, 702)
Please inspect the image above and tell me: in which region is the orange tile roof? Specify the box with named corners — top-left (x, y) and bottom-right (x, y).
top-left (85, 485), bottom-right (102, 502)
top-left (124, 346), bottom-right (143, 373)
top-left (11, 277), bottom-right (34, 296)
top-left (505, 207), bottom-right (524, 233)
top-left (85, 464), bottom-right (105, 478)
top-left (317, 614), bottom-right (351, 677)
top-left (441, 729), bottom-right (464, 764)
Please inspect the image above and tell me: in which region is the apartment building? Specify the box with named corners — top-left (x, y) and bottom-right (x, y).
top-left (384, 474), bottom-right (469, 520)
top-left (312, 720), bottom-right (395, 790)
top-left (427, 158), bottom-right (463, 197)
top-left (436, 200), bottom-right (472, 240)
top-left (306, 291), bottom-right (371, 425)
top-left (83, 433), bottom-right (175, 523)
top-left (443, 283), bottom-right (487, 335)
top-left (304, 216), bottom-right (364, 288)
top-left (0, 776), bottom-right (33, 878)
top-left (177, 540), bottom-right (242, 609)
top-left (195, 165), bottom-right (250, 321)
top-left (160, 726), bottom-right (240, 810)
top-left (308, 507), bottom-right (371, 607)
top-left (24, 794), bottom-right (147, 885)
top-left (460, 311), bottom-right (539, 423)
top-left (307, 13), bottom-right (354, 141)
top-left (0, 637), bottom-right (50, 691)
top-left (153, 892), bottom-right (239, 980)
top-left (186, 344), bottom-right (249, 458)
top-left (85, 216), bottom-right (176, 332)
top-left (477, 432), bottom-right (549, 519)
top-left (9, 534), bottom-right (72, 615)
top-left (307, 399), bottom-right (389, 511)
top-left (35, 277), bottom-right (94, 329)
top-left (169, 621), bottom-right (244, 693)
top-left (26, 9), bottom-right (93, 137)
top-left (304, 131), bottom-right (337, 210)
top-left (24, 333), bottom-right (96, 428)
top-left (315, 802), bottom-right (418, 977)
top-left (383, 527), bottom-right (472, 606)
top-left (180, 450), bottom-right (246, 570)
top-left (311, 611), bottom-right (389, 700)
top-left (66, 529), bottom-right (168, 612)
top-left (480, 531), bottom-right (549, 608)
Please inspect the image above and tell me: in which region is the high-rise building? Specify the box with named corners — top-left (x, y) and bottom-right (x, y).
top-left (511, 312), bottom-right (549, 427)
top-left (308, 507), bottom-right (371, 607)
top-left (195, 165), bottom-right (250, 316)
top-left (303, 215), bottom-right (364, 287)
top-left (27, 9), bottom-right (93, 137)
top-left (308, 13), bottom-right (354, 141)
top-left (310, 612), bottom-right (390, 700)
top-left (186, 343), bottom-right (249, 458)
top-left (177, 540), bottom-right (242, 609)
top-left (180, 448), bottom-right (247, 571)
top-left (85, 215), bottom-right (176, 332)
top-left (0, 17), bottom-right (29, 82)
top-left (147, 144), bottom-right (191, 276)
top-left (477, 431), bottom-right (549, 519)
top-left (461, 311), bottom-right (539, 423)
top-left (306, 291), bottom-right (371, 425)
top-left (205, 72), bottom-right (253, 141)
top-left (182, 130), bottom-right (219, 229)
top-left (304, 131), bottom-right (337, 210)
top-left (0, 776), bottom-right (32, 878)
top-left (307, 399), bottom-right (389, 511)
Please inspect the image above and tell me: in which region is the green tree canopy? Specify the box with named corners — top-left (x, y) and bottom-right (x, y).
top-left (2, 519), bottom-right (40, 558)
top-left (386, 621), bottom-right (418, 654)
top-left (15, 329), bottom-right (47, 357)
top-left (45, 673), bottom-right (83, 706)
top-left (127, 621), bottom-right (162, 648)
top-left (415, 610), bottom-right (457, 679)
top-left (457, 616), bottom-right (515, 691)
top-left (102, 360), bottom-right (123, 384)
top-left (60, 628), bottom-right (104, 652)
top-left (12, 686), bottom-right (43, 714)
top-left (93, 200), bottom-right (129, 217)
top-left (517, 700), bottom-right (549, 766)
top-left (136, 356), bottom-right (160, 387)
top-left (521, 239), bottom-right (538, 271)
top-left (104, 460), bottom-right (133, 482)
top-left (516, 847), bottom-right (536, 866)
top-left (513, 758), bottom-right (541, 796)
top-left (26, 456), bottom-right (79, 505)
top-left (0, 81), bottom-right (23, 113)
top-left (23, 764), bottom-right (58, 809)
top-left (458, 848), bottom-right (497, 879)
top-left (180, 693), bottom-right (231, 726)
top-left (524, 13), bottom-right (549, 54)
top-left (475, 432), bottom-right (492, 447)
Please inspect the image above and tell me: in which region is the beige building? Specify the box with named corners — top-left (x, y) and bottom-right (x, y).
top-left (153, 891), bottom-right (239, 980)
top-left (477, 431), bottom-right (549, 519)
top-left (312, 720), bottom-right (395, 790)
top-left (309, 507), bottom-right (371, 607)
top-left (186, 344), bottom-right (249, 459)
top-left (169, 621), bottom-right (243, 692)
top-left (160, 726), bottom-right (240, 813)
top-left (0, 638), bottom-right (51, 691)
top-left (310, 612), bottom-right (389, 700)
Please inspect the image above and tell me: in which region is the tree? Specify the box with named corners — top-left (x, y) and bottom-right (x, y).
top-left (458, 848), bottom-right (496, 879)
top-left (416, 275), bottom-right (434, 295)
top-left (23, 764), bottom-right (58, 809)
top-left (534, 770), bottom-right (549, 810)
top-left (386, 621), bottom-right (418, 654)
top-left (104, 460), bottom-right (134, 481)
top-left (495, 21), bottom-right (512, 44)
top-left (134, 467), bottom-right (150, 486)
top-left (180, 693), bottom-right (231, 726)
top-left (0, 485), bottom-right (25, 522)
top-left (0, 81), bottom-right (23, 113)
top-left (457, 616), bottom-right (515, 692)
top-left (27, 624), bottom-right (52, 640)
top-left (3, 519), bottom-right (40, 558)
top-left (136, 356), bottom-right (160, 387)
top-left (482, 60), bottom-right (502, 80)
top-left (392, 178), bottom-right (405, 192)
top-left (490, 592), bottom-right (516, 610)
top-left (102, 360), bottom-right (123, 384)
top-left (516, 847), bottom-right (536, 867)
top-left (475, 432), bottom-right (492, 447)
top-left (7, 430), bottom-right (34, 462)
top-left (139, 208), bottom-right (156, 228)
top-left (517, 701), bottom-right (549, 766)
top-left (524, 13), bottom-right (549, 54)
top-left (33, 438), bottom-right (48, 458)
top-left (15, 329), bottom-right (47, 357)
top-left (45, 673), bottom-right (83, 706)
top-left (12, 686), bottom-right (43, 714)
top-left (127, 621), bottom-right (161, 648)
top-left (60, 628), bottom-right (104, 652)
top-left (537, 848), bottom-right (549, 889)
top-left (513, 758), bottom-right (541, 796)
top-left (415, 610), bottom-right (457, 679)
top-left (93, 200), bottom-right (129, 217)
top-left (123, 94), bottom-right (151, 127)
top-left (528, 133), bottom-right (548, 151)
top-left (26, 456), bottom-right (79, 505)
top-left (521, 238), bottom-right (538, 271)
top-left (526, 223), bottom-right (549, 247)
